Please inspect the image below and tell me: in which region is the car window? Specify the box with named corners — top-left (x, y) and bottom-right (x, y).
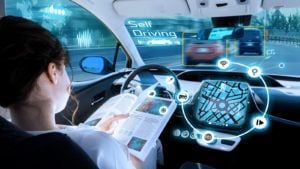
top-left (126, 8), bottom-right (300, 77)
top-left (4, 0), bottom-right (127, 82)
top-left (241, 30), bottom-right (261, 40)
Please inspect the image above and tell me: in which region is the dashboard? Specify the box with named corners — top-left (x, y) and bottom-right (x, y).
top-left (117, 68), bottom-right (300, 154)
top-left (99, 67), bottom-right (300, 169)
top-left (175, 79), bottom-right (256, 152)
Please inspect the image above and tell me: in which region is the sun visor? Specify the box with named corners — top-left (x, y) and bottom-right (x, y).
top-left (113, 0), bottom-right (190, 17)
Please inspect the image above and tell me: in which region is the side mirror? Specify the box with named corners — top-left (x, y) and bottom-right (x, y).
top-left (80, 56), bottom-right (114, 75)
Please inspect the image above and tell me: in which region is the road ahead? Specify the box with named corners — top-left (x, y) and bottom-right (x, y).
top-left (68, 42), bottom-right (300, 81)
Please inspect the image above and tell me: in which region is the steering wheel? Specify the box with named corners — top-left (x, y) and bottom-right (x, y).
top-left (121, 64), bottom-right (181, 96)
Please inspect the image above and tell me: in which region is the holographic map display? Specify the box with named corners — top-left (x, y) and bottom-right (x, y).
top-left (195, 80), bottom-right (250, 129)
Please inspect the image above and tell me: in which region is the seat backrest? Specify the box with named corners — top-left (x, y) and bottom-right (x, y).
top-left (0, 116), bottom-right (98, 169)
top-left (0, 116), bottom-right (31, 145)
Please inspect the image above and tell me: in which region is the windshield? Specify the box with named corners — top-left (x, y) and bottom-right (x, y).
top-left (126, 8), bottom-right (300, 77)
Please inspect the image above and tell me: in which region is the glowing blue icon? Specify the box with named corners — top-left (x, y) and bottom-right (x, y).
top-left (190, 131), bottom-right (196, 139)
top-left (202, 131), bottom-right (215, 144)
top-left (193, 129), bottom-right (202, 139)
top-left (176, 90), bottom-right (190, 103)
top-left (279, 63), bottom-right (285, 69)
top-left (173, 129), bottom-right (181, 137)
top-left (181, 130), bottom-right (190, 138)
top-left (77, 30), bottom-right (92, 48)
top-left (248, 66), bottom-right (261, 78)
top-left (159, 106), bottom-right (168, 115)
top-left (253, 116), bottom-right (267, 129)
top-left (41, 5), bottom-right (66, 16)
top-left (147, 90), bottom-right (156, 97)
top-left (166, 76), bottom-right (175, 85)
top-left (217, 58), bottom-right (230, 69)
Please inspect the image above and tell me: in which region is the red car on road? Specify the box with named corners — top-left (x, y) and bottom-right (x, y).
top-left (185, 39), bottom-right (224, 65)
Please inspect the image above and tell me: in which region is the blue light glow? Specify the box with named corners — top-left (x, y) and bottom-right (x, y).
top-left (77, 30), bottom-right (93, 48)
top-left (146, 39), bottom-right (173, 46)
top-left (202, 131), bottom-right (215, 144)
top-left (181, 61), bottom-right (270, 140)
top-left (190, 131), bottom-right (196, 139)
top-left (173, 129), bottom-right (181, 137)
top-left (248, 66), bottom-right (262, 78)
top-left (252, 116), bottom-right (268, 129)
top-left (217, 58), bottom-right (230, 69)
top-left (176, 90), bottom-right (190, 105)
top-left (165, 76), bottom-right (175, 85)
top-left (41, 5), bottom-right (66, 16)
top-left (180, 130), bottom-right (190, 138)
top-left (159, 106), bottom-right (168, 115)
top-left (279, 63), bottom-right (285, 69)
top-left (147, 90), bottom-right (156, 97)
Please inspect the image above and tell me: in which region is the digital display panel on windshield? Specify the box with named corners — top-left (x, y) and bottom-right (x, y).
top-left (126, 7), bottom-right (300, 77)
top-left (193, 80), bottom-right (251, 130)
top-left (208, 27), bottom-right (234, 40)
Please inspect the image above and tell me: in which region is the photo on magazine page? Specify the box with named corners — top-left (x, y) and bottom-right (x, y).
top-left (127, 136), bottom-right (147, 152)
top-left (135, 97), bottom-right (173, 116)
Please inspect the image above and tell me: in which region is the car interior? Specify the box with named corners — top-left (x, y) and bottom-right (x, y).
top-left (1, 0), bottom-right (300, 169)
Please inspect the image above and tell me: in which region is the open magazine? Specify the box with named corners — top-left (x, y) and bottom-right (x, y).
top-left (84, 85), bottom-right (177, 161)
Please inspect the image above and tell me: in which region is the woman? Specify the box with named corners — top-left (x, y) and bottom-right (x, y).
top-left (0, 16), bottom-right (147, 169)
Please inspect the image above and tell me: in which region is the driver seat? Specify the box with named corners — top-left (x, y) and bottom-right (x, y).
top-left (0, 116), bottom-right (98, 169)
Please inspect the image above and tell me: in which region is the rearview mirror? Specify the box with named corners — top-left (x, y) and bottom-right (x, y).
top-left (80, 56), bottom-right (114, 75)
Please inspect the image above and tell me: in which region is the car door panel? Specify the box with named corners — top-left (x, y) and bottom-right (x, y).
top-left (56, 72), bottom-right (127, 125)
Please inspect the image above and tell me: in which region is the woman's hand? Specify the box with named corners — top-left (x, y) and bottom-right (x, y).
top-left (98, 114), bottom-right (129, 134)
top-left (130, 154), bottom-right (143, 169)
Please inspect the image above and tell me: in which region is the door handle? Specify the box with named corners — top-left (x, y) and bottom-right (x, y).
top-left (91, 97), bottom-right (104, 106)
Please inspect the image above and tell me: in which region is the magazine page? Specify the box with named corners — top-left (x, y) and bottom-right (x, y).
top-left (84, 93), bottom-right (137, 126)
top-left (84, 83), bottom-right (177, 161)
top-left (112, 96), bottom-right (177, 161)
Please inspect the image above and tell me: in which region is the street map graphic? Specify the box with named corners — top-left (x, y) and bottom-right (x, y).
top-left (195, 80), bottom-right (250, 128)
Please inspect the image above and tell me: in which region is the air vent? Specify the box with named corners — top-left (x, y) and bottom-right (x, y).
top-left (237, 0), bottom-right (248, 5)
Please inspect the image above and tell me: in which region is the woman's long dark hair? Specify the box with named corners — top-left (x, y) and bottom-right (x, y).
top-left (0, 16), bottom-right (78, 122)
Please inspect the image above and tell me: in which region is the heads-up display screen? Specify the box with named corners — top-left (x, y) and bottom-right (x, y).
top-left (194, 80), bottom-right (250, 130)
